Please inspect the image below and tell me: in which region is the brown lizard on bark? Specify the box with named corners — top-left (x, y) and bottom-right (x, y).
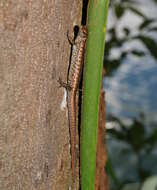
top-left (58, 26), bottom-right (88, 181)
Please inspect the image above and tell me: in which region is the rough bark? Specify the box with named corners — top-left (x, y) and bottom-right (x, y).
top-left (95, 70), bottom-right (109, 190)
top-left (0, 0), bottom-right (82, 189)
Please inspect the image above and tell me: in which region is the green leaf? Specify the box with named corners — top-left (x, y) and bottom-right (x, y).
top-left (148, 26), bottom-right (157, 32)
top-left (114, 3), bottom-right (125, 18)
top-left (104, 58), bottom-right (122, 76)
top-left (146, 129), bottom-right (157, 146)
top-left (127, 119), bottom-right (145, 151)
top-left (153, 0), bottom-right (157, 4)
top-left (128, 6), bottom-right (147, 19)
top-left (106, 158), bottom-right (121, 188)
top-left (139, 19), bottom-right (155, 30)
top-left (134, 35), bottom-right (157, 59)
top-left (130, 50), bottom-right (145, 57)
top-left (123, 27), bottom-right (130, 36)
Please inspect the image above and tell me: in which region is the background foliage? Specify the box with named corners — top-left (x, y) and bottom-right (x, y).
top-left (104, 0), bottom-right (157, 189)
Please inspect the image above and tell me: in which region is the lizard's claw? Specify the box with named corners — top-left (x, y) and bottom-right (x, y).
top-left (57, 77), bottom-right (64, 88)
top-left (57, 77), bottom-right (72, 91)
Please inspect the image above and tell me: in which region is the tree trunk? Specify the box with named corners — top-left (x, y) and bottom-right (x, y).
top-left (0, 1), bottom-right (82, 189)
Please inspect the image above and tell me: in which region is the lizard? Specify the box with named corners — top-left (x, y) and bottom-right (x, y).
top-left (58, 25), bottom-right (88, 181)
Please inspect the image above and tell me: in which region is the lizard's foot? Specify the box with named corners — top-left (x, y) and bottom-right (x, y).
top-left (57, 77), bottom-right (72, 91)
top-left (67, 30), bottom-right (75, 45)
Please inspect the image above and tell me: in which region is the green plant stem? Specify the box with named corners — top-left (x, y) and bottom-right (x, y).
top-left (81, 0), bottom-right (109, 189)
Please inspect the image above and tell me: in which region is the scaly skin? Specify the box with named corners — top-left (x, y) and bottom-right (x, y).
top-left (67, 26), bottom-right (88, 181)
top-left (58, 26), bottom-right (87, 183)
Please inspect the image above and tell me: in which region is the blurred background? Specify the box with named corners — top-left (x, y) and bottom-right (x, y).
top-left (103, 0), bottom-right (157, 189)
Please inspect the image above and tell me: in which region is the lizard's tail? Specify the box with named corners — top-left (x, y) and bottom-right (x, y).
top-left (68, 93), bottom-right (77, 182)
